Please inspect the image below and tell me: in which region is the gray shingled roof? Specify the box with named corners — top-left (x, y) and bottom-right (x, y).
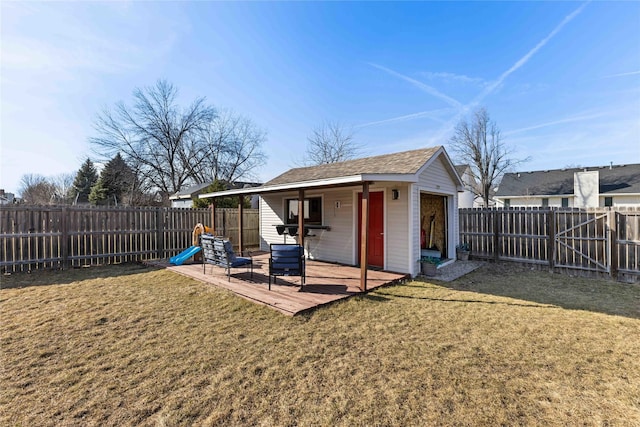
top-left (496, 164), bottom-right (640, 197)
top-left (266, 147), bottom-right (441, 186)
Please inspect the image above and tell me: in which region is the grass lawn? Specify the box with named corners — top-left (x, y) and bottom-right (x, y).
top-left (1, 263), bottom-right (639, 426)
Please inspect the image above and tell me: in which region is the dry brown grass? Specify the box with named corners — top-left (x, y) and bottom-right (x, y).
top-left (1, 263), bottom-right (639, 426)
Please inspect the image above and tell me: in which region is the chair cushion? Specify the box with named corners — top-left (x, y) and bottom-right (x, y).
top-left (223, 240), bottom-right (237, 262)
top-left (271, 245), bottom-right (304, 257)
top-left (230, 257), bottom-right (251, 268)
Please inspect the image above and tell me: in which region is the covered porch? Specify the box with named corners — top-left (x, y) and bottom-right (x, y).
top-left (160, 253), bottom-right (408, 316)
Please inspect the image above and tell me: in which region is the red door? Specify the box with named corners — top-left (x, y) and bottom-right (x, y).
top-left (358, 191), bottom-right (384, 268)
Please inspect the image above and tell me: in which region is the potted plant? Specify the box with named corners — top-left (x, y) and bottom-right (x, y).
top-left (456, 242), bottom-right (470, 261)
top-left (419, 256), bottom-right (440, 276)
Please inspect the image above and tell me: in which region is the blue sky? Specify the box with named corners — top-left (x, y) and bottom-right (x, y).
top-left (2, 1), bottom-right (639, 195)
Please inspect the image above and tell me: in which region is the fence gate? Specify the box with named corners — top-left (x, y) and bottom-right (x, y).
top-left (459, 207), bottom-right (639, 282)
top-left (553, 210), bottom-right (610, 274)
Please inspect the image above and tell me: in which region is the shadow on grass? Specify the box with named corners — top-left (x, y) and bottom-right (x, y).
top-left (422, 263), bottom-right (640, 320)
top-left (1, 262), bottom-right (161, 290)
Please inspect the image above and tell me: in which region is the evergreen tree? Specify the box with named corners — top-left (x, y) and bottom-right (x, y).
top-left (71, 158), bottom-right (98, 204)
top-left (89, 178), bottom-right (108, 205)
top-left (99, 153), bottom-right (136, 205)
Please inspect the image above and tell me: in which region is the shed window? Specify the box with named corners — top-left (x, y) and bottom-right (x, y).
top-left (286, 197), bottom-right (322, 225)
top-left (561, 197), bottom-right (569, 208)
top-left (604, 197), bottom-right (613, 207)
top-left (542, 198), bottom-right (549, 207)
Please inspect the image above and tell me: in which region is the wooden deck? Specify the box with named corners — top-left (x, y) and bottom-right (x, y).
top-left (152, 253), bottom-right (408, 316)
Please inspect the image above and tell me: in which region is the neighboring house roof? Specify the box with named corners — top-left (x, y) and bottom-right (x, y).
top-left (0, 192), bottom-right (16, 205)
top-left (454, 164), bottom-right (477, 186)
top-left (454, 164), bottom-right (470, 177)
top-left (199, 146), bottom-right (464, 199)
top-left (496, 164), bottom-right (640, 197)
top-left (170, 181), bottom-right (262, 200)
top-left (170, 182), bottom-right (213, 200)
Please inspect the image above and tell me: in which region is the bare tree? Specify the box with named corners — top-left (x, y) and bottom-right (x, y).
top-left (448, 107), bottom-right (529, 207)
top-left (18, 173), bottom-right (77, 205)
top-left (90, 80), bottom-right (215, 203)
top-left (18, 174), bottom-right (58, 205)
top-left (50, 173), bottom-right (75, 204)
top-left (193, 109), bottom-right (267, 183)
top-left (304, 121), bottom-right (360, 165)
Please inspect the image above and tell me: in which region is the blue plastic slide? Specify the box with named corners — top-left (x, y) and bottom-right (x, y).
top-left (170, 246), bottom-right (202, 266)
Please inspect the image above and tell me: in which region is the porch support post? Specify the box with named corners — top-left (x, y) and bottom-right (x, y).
top-left (298, 189), bottom-right (305, 250)
top-left (238, 195), bottom-right (244, 254)
top-left (360, 181), bottom-right (370, 292)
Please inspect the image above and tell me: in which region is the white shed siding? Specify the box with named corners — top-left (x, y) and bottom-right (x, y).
top-left (384, 183), bottom-right (410, 273)
top-left (417, 156), bottom-right (458, 193)
top-left (259, 194), bottom-right (284, 250)
top-left (310, 188), bottom-right (354, 263)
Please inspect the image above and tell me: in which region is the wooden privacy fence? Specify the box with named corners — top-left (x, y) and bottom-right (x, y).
top-left (0, 206), bottom-right (259, 273)
top-left (211, 208), bottom-right (260, 251)
top-left (459, 207), bottom-right (640, 283)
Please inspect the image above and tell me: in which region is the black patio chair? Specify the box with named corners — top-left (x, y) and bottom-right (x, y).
top-left (268, 243), bottom-right (305, 291)
top-left (201, 234), bottom-right (253, 281)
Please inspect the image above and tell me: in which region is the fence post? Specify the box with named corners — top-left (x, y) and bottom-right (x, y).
top-left (156, 208), bottom-right (164, 260)
top-left (61, 206), bottom-right (69, 270)
top-left (210, 202), bottom-right (216, 233)
top-left (493, 210), bottom-right (499, 262)
top-left (608, 209), bottom-right (618, 280)
top-left (547, 209), bottom-right (555, 272)
top-left (222, 209), bottom-right (226, 237)
top-left (238, 196), bottom-right (244, 254)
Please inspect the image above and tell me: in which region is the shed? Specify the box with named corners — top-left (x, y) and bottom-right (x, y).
top-left (200, 146), bottom-right (464, 289)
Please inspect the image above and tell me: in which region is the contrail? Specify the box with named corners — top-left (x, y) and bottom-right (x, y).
top-left (358, 109), bottom-right (453, 128)
top-left (369, 62), bottom-right (463, 108)
top-left (364, 2), bottom-right (589, 141)
top-left (504, 110), bottom-right (612, 136)
top-left (601, 70), bottom-right (640, 79)
top-left (470, 2), bottom-right (589, 106)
